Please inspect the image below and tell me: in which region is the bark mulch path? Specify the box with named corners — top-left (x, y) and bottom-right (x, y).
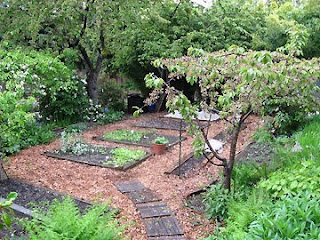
top-left (115, 180), bottom-right (185, 239)
top-left (4, 113), bottom-right (261, 239)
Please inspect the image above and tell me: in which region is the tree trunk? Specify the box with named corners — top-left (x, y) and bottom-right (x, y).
top-left (86, 70), bottom-right (99, 101)
top-left (0, 162), bottom-right (8, 181)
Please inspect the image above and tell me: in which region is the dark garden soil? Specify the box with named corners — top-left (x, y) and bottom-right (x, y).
top-left (185, 192), bottom-right (206, 214)
top-left (0, 178), bottom-right (90, 239)
top-left (94, 133), bottom-right (187, 148)
top-left (236, 142), bottom-right (274, 165)
top-left (0, 178), bottom-right (89, 211)
top-left (134, 118), bottom-right (209, 131)
top-left (170, 154), bottom-right (207, 177)
top-left (44, 147), bottom-right (151, 171)
top-left (4, 113), bottom-right (261, 240)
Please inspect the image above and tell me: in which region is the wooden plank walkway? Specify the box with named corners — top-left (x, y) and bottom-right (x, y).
top-left (114, 180), bottom-right (185, 240)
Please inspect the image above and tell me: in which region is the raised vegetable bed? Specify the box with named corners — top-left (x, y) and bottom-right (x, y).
top-left (44, 144), bottom-right (151, 171)
top-left (94, 129), bottom-right (186, 148)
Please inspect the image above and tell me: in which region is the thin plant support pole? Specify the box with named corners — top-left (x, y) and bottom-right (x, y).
top-left (178, 119), bottom-right (182, 177)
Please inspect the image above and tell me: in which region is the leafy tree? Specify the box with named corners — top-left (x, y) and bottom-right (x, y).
top-left (141, 47), bottom-right (320, 190)
top-left (0, 0), bottom-right (148, 101)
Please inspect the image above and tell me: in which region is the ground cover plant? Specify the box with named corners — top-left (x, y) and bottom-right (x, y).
top-left (21, 197), bottom-right (125, 240)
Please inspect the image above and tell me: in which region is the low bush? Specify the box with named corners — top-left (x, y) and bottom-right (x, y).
top-left (22, 197), bottom-right (125, 240)
top-left (0, 85), bottom-right (54, 156)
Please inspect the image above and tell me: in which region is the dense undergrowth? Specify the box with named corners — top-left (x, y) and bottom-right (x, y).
top-left (20, 197), bottom-right (125, 240)
top-left (205, 116), bottom-right (320, 239)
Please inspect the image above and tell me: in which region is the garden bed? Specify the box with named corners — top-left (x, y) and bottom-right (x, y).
top-left (168, 153), bottom-right (207, 177)
top-left (134, 118), bottom-right (209, 131)
top-left (94, 129), bottom-right (187, 148)
top-left (44, 145), bottom-right (151, 171)
top-left (236, 142), bottom-right (274, 165)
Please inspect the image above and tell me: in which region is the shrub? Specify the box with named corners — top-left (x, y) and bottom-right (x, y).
top-left (0, 84), bottom-right (54, 156)
top-left (205, 183), bottom-right (232, 221)
top-left (98, 79), bottom-right (126, 111)
top-left (0, 47), bottom-right (89, 123)
top-left (22, 197), bottom-right (125, 240)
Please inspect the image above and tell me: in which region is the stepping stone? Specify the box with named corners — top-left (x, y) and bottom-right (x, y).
top-left (114, 181), bottom-right (145, 193)
top-left (144, 216), bottom-right (184, 237)
top-left (137, 202), bottom-right (172, 218)
top-left (128, 188), bottom-right (161, 204)
top-left (149, 236), bottom-right (186, 240)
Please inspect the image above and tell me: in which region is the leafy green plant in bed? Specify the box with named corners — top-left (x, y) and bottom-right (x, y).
top-left (153, 136), bottom-right (169, 145)
top-left (103, 129), bottom-right (152, 142)
top-left (21, 197), bottom-right (125, 240)
top-left (60, 131), bottom-right (107, 156)
top-left (109, 148), bottom-right (146, 166)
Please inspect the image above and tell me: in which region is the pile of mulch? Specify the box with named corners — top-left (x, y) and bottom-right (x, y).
top-left (3, 113), bottom-right (260, 240)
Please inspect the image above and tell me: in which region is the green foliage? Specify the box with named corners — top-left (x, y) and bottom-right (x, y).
top-left (206, 117), bottom-right (320, 239)
top-left (0, 47), bottom-right (89, 123)
top-left (22, 197), bottom-right (125, 240)
top-left (205, 183), bottom-right (232, 221)
top-left (98, 79), bottom-right (126, 112)
top-left (0, 192), bottom-right (17, 231)
top-left (0, 82), bottom-right (55, 156)
top-left (110, 148), bottom-right (147, 166)
top-left (260, 160), bottom-right (320, 198)
top-left (247, 193), bottom-right (320, 239)
top-left (103, 129), bottom-right (150, 142)
top-left (60, 131), bottom-right (107, 156)
top-left (232, 162), bottom-right (270, 189)
top-left (153, 136), bottom-right (169, 145)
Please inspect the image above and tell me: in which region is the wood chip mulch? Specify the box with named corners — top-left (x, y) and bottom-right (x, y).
top-left (4, 113), bottom-right (260, 240)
